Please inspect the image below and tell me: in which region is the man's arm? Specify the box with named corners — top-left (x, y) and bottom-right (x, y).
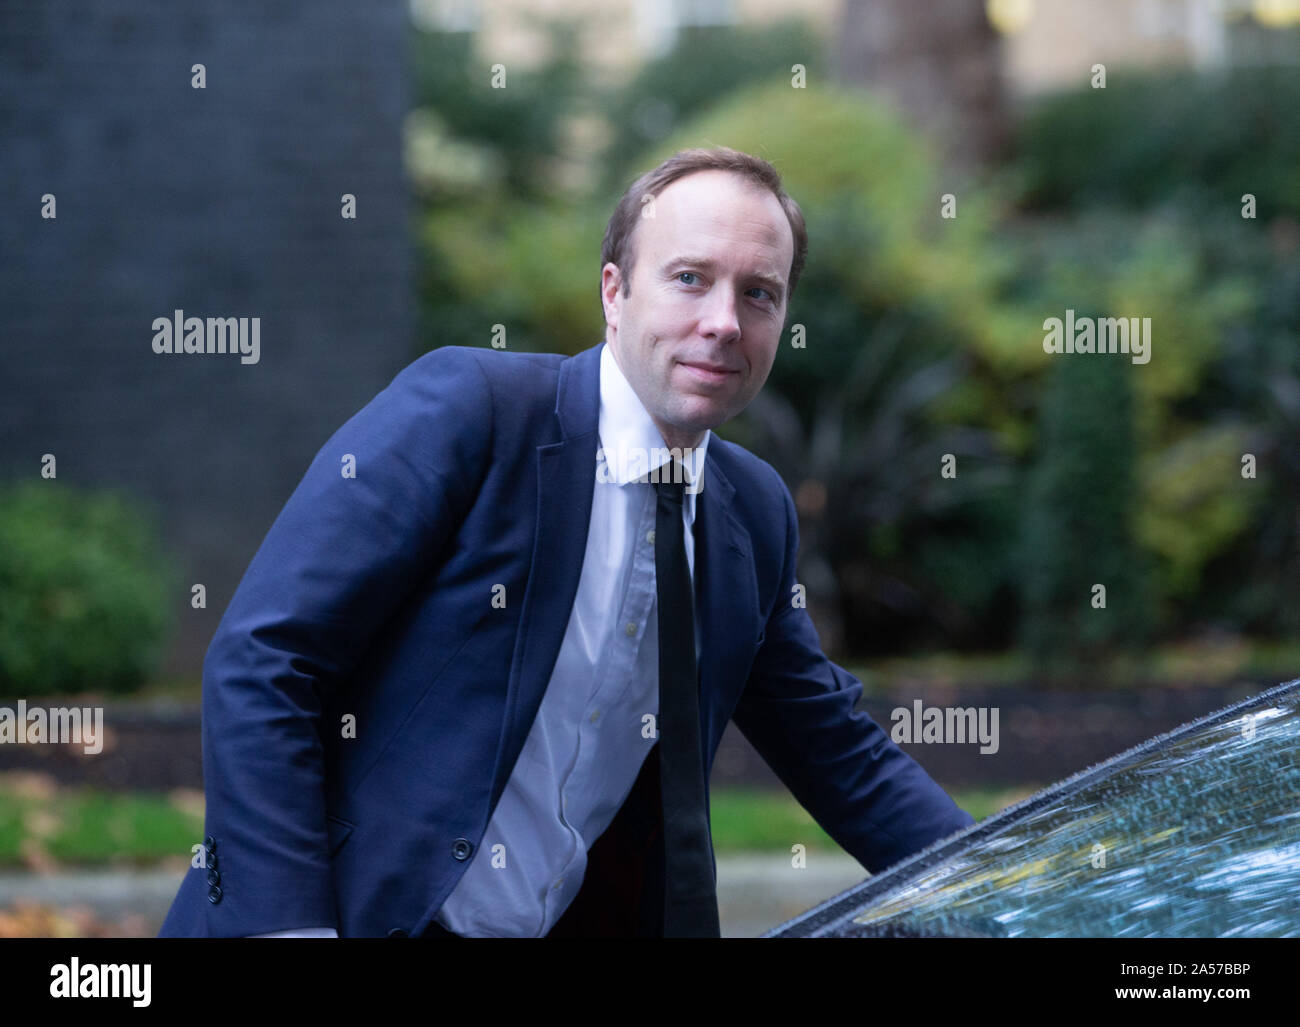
top-left (193, 347), bottom-right (494, 936)
top-left (731, 475), bottom-right (974, 875)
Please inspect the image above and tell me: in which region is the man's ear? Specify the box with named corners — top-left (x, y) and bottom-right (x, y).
top-left (601, 262), bottom-right (622, 329)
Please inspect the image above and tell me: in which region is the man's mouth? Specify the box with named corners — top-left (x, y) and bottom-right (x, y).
top-left (678, 360), bottom-right (738, 385)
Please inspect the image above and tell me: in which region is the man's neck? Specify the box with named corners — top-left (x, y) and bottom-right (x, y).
top-left (653, 420), bottom-right (707, 454)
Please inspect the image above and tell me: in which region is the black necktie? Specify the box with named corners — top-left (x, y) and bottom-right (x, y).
top-left (654, 464), bottom-right (721, 937)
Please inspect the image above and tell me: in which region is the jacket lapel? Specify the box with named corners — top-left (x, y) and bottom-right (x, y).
top-left (492, 342), bottom-right (601, 810)
top-left (692, 454), bottom-right (760, 765)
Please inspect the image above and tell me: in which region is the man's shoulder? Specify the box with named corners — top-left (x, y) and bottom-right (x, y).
top-left (380, 346), bottom-right (573, 427)
top-left (400, 345), bottom-right (567, 390)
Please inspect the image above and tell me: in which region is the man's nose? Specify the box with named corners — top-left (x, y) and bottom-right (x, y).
top-left (698, 286), bottom-right (741, 341)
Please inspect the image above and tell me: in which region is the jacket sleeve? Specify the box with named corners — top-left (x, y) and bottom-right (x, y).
top-left (730, 476), bottom-right (975, 875)
top-left (170, 347), bottom-right (494, 937)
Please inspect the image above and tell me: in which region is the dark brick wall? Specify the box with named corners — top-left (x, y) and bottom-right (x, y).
top-left (0, 2), bottom-right (415, 675)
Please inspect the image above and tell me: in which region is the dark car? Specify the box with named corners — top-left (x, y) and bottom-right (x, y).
top-left (765, 678), bottom-right (1300, 938)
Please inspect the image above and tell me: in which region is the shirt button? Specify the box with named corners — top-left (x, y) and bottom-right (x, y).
top-left (625, 622), bottom-right (637, 636)
top-left (553, 878), bottom-right (564, 890)
top-left (589, 709), bottom-right (600, 723)
top-left (646, 529), bottom-right (655, 544)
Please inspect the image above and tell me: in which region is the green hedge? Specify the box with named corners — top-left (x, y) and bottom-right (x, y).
top-left (0, 482), bottom-right (175, 697)
top-left (1017, 66), bottom-right (1300, 219)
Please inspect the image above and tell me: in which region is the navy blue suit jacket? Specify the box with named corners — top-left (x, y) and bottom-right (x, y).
top-left (159, 340), bottom-right (974, 937)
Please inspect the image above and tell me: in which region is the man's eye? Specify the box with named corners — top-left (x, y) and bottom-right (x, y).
top-left (677, 272), bottom-right (699, 285)
top-left (748, 287), bottom-right (773, 302)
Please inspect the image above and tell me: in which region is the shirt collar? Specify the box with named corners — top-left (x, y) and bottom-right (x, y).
top-left (598, 342), bottom-right (711, 521)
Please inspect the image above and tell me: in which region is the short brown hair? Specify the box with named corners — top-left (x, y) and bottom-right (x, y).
top-left (601, 146), bottom-right (808, 308)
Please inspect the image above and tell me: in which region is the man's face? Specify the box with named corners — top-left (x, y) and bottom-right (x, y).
top-left (601, 169), bottom-right (794, 452)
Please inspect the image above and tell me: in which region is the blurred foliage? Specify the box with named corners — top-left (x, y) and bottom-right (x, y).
top-left (1016, 66), bottom-right (1300, 220)
top-left (1021, 352), bottom-right (1152, 675)
top-left (0, 482), bottom-right (175, 697)
top-left (1003, 68), bottom-right (1298, 654)
top-left (407, 21), bottom-right (594, 353)
top-left (597, 21), bottom-right (824, 192)
top-left (1188, 228), bottom-right (1300, 635)
top-left (407, 22), bottom-right (586, 200)
top-left (1006, 207), bottom-right (1259, 640)
top-left (419, 198), bottom-right (607, 354)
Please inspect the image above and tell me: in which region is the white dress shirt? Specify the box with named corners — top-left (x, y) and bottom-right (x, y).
top-left (252, 343), bottom-right (708, 937)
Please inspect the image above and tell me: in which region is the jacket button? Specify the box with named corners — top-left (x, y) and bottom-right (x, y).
top-left (206, 868), bottom-right (221, 886)
top-left (207, 885), bottom-right (223, 904)
top-left (387, 928), bottom-right (408, 938)
top-left (451, 838), bottom-right (473, 861)
top-left (205, 835), bottom-right (217, 852)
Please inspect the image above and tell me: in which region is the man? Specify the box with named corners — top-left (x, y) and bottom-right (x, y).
top-left (158, 146), bottom-right (974, 939)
